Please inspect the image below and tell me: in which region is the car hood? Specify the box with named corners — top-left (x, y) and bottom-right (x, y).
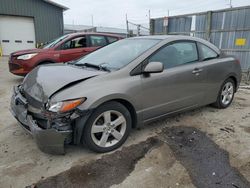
top-left (11, 48), bottom-right (48, 56)
top-left (22, 64), bottom-right (105, 103)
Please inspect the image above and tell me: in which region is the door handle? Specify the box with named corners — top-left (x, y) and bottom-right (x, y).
top-left (192, 68), bottom-right (203, 74)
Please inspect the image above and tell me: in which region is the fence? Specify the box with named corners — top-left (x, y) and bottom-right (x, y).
top-left (150, 6), bottom-right (250, 73)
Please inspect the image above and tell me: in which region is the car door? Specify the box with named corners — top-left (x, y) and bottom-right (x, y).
top-left (58, 35), bottom-right (90, 62)
top-left (141, 40), bottom-right (207, 121)
top-left (197, 42), bottom-right (221, 104)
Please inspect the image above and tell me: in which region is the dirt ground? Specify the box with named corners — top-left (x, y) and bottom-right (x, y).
top-left (0, 56), bottom-right (250, 188)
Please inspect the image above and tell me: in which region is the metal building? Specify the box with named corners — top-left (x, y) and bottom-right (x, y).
top-left (0, 0), bottom-right (68, 55)
top-left (150, 6), bottom-right (250, 73)
top-left (64, 24), bottom-right (149, 37)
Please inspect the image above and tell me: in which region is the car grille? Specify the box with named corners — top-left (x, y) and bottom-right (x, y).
top-left (9, 54), bottom-right (14, 62)
top-left (9, 62), bottom-right (21, 71)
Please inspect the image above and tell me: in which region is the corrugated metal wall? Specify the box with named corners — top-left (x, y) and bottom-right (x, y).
top-left (0, 0), bottom-right (64, 43)
top-left (150, 6), bottom-right (250, 72)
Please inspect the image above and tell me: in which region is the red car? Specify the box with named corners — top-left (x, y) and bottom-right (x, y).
top-left (8, 33), bottom-right (123, 76)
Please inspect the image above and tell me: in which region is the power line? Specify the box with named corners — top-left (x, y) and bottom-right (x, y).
top-left (149, 0), bottom-right (228, 18)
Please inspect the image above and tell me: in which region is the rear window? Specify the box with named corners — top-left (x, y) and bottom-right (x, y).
top-left (107, 37), bottom-right (118, 44)
top-left (89, 35), bottom-right (107, 47)
top-left (199, 43), bottom-right (218, 60)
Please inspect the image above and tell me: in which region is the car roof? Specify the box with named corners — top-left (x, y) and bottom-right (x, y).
top-left (132, 35), bottom-right (203, 41)
top-left (67, 32), bottom-right (124, 38)
top-left (131, 35), bottom-right (220, 54)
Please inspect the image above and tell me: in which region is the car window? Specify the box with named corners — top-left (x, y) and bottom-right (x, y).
top-left (61, 36), bottom-right (87, 50)
top-left (90, 35), bottom-right (107, 47)
top-left (149, 41), bottom-right (198, 69)
top-left (107, 36), bottom-right (118, 44)
top-left (199, 43), bottom-right (218, 60)
top-left (42, 35), bottom-right (68, 49)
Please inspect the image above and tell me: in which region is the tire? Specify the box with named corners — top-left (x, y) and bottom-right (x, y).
top-left (82, 101), bottom-right (132, 153)
top-left (212, 78), bottom-right (235, 109)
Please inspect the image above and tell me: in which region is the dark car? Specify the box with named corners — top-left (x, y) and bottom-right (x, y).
top-left (8, 32), bottom-right (123, 76)
top-left (10, 35), bottom-right (241, 154)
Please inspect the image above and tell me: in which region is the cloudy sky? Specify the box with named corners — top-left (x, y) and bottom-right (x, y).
top-left (54, 0), bottom-right (250, 28)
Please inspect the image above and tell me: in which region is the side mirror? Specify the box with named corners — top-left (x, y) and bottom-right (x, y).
top-left (143, 62), bottom-right (164, 74)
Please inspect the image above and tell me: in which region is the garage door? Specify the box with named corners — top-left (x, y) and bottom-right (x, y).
top-left (0, 15), bottom-right (36, 55)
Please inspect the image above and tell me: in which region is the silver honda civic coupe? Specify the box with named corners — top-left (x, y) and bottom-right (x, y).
top-left (10, 35), bottom-right (241, 154)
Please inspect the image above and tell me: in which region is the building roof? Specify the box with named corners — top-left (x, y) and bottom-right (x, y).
top-left (43, 0), bottom-right (69, 10)
top-left (96, 27), bottom-right (128, 34)
top-left (64, 24), bottom-right (150, 36)
top-left (64, 24), bottom-right (94, 31)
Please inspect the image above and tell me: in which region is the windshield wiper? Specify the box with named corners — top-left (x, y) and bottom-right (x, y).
top-left (74, 63), bottom-right (111, 72)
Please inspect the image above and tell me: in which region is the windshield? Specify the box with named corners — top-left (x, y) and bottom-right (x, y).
top-left (42, 35), bottom-right (68, 49)
top-left (75, 38), bottom-right (160, 70)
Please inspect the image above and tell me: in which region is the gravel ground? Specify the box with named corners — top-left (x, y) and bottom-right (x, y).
top-left (0, 56), bottom-right (250, 188)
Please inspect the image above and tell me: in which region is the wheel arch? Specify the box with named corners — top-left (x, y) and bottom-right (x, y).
top-left (88, 98), bottom-right (138, 129)
top-left (228, 76), bottom-right (237, 92)
top-left (74, 98), bottom-right (139, 145)
top-left (110, 99), bottom-right (137, 129)
top-left (37, 59), bottom-right (56, 66)
top-left (224, 73), bottom-right (239, 92)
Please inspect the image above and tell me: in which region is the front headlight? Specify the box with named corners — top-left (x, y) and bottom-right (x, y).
top-left (48, 98), bottom-right (86, 113)
top-left (17, 53), bottom-right (38, 60)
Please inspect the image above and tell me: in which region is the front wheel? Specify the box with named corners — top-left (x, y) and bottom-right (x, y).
top-left (82, 101), bottom-right (132, 153)
top-left (212, 78), bottom-right (235, 109)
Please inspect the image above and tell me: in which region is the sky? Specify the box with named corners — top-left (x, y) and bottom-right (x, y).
top-left (54, 0), bottom-right (250, 29)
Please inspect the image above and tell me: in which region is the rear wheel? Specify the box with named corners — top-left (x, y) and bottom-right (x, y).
top-left (212, 78), bottom-right (235, 109)
top-left (82, 101), bottom-right (132, 153)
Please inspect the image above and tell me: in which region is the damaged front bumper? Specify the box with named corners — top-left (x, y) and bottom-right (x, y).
top-left (10, 86), bottom-right (73, 155)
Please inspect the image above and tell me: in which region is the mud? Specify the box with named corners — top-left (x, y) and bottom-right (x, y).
top-left (161, 127), bottom-right (250, 188)
top-left (33, 138), bottom-right (162, 188)
top-left (34, 127), bottom-right (250, 188)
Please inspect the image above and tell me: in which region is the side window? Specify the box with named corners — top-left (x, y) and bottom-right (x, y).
top-left (89, 35), bottom-right (107, 47)
top-left (149, 41), bottom-right (198, 69)
top-left (107, 37), bottom-right (118, 44)
top-left (199, 43), bottom-right (218, 60)
top-left (61, 36), bottom-right (86, 50)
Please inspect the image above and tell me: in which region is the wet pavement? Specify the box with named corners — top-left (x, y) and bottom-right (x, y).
top-left (33, 127), bottom-right (250, 188)
top-left (161, 127), bottom-right (250, 188)
top-left (33, 138), bottom-right (162, 188)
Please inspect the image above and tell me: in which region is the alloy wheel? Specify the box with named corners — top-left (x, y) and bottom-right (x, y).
top-left (91, 110), bottom-right (127, 148)
top-left (221, 82), bottom-right (234, 106)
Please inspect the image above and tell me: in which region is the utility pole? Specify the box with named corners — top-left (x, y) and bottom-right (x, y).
top-left (137, 25), bottom-right (141, 36)
top-left (126, 14), bottom-right (129, 38)
top-left (229, 0), bottom-right (233, 8)
top-left (148, 10), bottom-right (151, 29)
top-left (91, 15), bottom-right (94, 27)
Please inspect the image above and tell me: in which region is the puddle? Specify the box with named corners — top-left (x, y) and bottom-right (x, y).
top-left (161, 126), bottom-right (250, 188)
top-left (33, 137), bottom-right (162, 188)
top-left (31, 127), bottom-right (250, 188)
